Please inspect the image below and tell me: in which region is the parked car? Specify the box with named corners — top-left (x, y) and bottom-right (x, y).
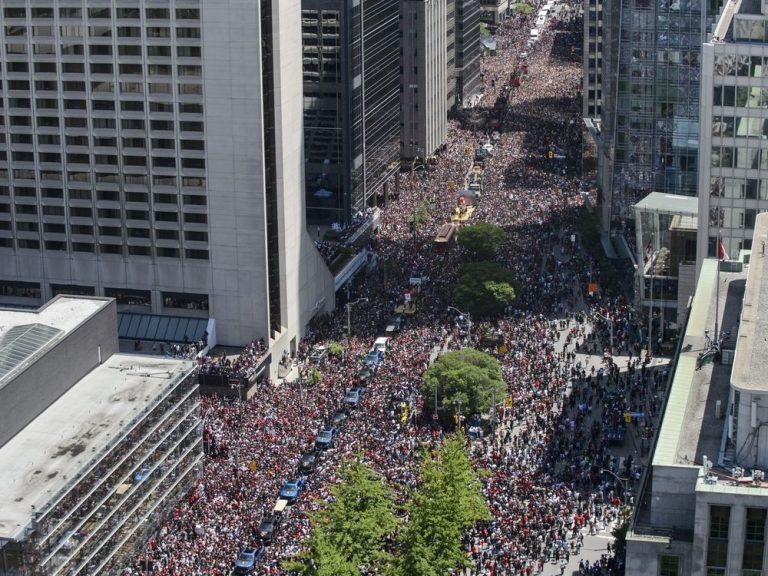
top-left (257, 515), bottom-right (279, 545)
top-left (364, 349), bottom-right (384, 368)
top-left (315, 427), bottom-right (339, 450)
top-left (385, 316), bottom-right (404, 335)
top-left (373, 336), bottom-right (389, 354)
top-left (279, 477), bottom-right (306, 504)
top-left (343, 388), bottom-right (362, 407)
top-left (298, 451), bottom-right (318, 474)
top-left (332, 408), bottom-right (349, 427)
top-left (233, 546), bottom-right (264, 574)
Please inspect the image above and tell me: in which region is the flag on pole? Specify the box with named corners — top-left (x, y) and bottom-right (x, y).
top-left (718, 239), bottom-right (729, 261)
top-left (643, 233), bottom-right (654, 263)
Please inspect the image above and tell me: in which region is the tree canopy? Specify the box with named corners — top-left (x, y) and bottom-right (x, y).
top-left (421, 348), bottom-right (506, 424)
top-left (452, 261), bottom-right (517, 317)
top-left (390, 435), bottom-right (490, 576)
top-left (456, 223), bottom-right (507, 259)
top-left (283, 458), bottom-right (397, 575)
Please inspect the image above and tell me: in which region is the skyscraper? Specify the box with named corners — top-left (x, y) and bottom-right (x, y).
top-left (697, 0), bottom-right (768, 269)
top-left (0, 0), bottom-right (334, 350)
top-left (401, 0), bottom-right (450, 161)
top-left (455, 0), bottom-right (482, 108)
top-left (594, 0), bottom-right (721, 232)
top-left (302, 0), bottom-right (401, 226)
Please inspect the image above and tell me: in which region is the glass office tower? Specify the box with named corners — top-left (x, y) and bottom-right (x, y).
top-left (599, 0), bottom-right (721, 231)
top-left (302, 0), bottom-right (400, 225)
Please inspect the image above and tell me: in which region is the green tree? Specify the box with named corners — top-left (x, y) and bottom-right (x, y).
top-left (327, 341), bottom-right (344, 357)
top-left (452, 261), bottom-right (517, 317)
top-left (421, 349), bottom-right (506, 424)
top-left (611, 505), bottom-right (632, 562)
top-left (511, 2), bottom-right (533, 14)
top-left (456, 223), bottom-right (507, 258)
top-left (391, 435), bottom-right (490, 576)
top-left (284, 458), bottom-right (398, 575)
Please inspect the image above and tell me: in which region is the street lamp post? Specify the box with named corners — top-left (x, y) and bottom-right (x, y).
top-left (600, 468), bottom-right (629, 503)
top-left (447, 306), bottom-right (472, 343)
top-left (346, 297), bottom-right (369, 341)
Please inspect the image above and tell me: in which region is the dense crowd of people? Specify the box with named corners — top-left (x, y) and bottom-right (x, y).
top-left (124, 2), bottom-right (667, 575)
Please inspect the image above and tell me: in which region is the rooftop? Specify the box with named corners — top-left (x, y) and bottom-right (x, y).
top-left (0, 296), bottom-right (111, 387)
top-left (732, 213), bottom-right (768, 393)
top-left (653, 259), bottom-right (744, 468)
top-left (0, 354), bottom-right (194, 540)
top-left (633, 192), bottom-right (699, 216)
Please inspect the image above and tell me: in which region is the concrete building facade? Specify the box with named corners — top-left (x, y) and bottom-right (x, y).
top-left (626, 215), bottom-right (768, 576)
top-left (0, 0), bottom-right (335, 351)
top-left (697, 0), bottom-right (768, 271)
top-left (401, 0), bottom-right (450, 161)
top-left (0, 296), bottom-right (199, 576)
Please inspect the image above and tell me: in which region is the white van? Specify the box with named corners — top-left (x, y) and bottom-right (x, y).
top-left (529, 29), bottom-right (540, 43)
top-left (373, 337), bottom-right (389, 354)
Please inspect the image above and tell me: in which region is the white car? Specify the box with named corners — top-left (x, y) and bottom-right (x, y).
top-left (373, 336), bottom-right (389, 354)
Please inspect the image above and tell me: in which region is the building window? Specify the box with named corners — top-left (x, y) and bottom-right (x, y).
top-left (104, 288), bottom-right (151, 307)
top-left (743, 508), bottom-right (766, 576)
top-left (162, 291), bottom-right (209, 310)
top-left (51, 284), bottom-right (95, 297)
top-left (0, 280), bottom-right (41, 299)
top-left (659, 555), bottom-right (679, 576)
top-left (707, 505), bottom-right (730, 575)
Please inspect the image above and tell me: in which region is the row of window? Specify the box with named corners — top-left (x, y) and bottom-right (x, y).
top-left (707, 505), bottom-right (766, 575)
top-left (2, 79), bottom-right (203, 96)
top-left (714, 54), bottom-right (768, 78)
top-left (0, 115), bottom-right (204, 131)
top-left (0, 173), bottom-right (205, 188)
top-left (0, 221), bottom-right (208, 241)
top-left (3, 24), bottom-right (200, 39)
top-left (3, 38), bottom-right (200, 57)
top-left (0, 237), bottom-right (209, 259)
top-left (1, 62), bottom-right (202, 75)
top-left (710, 177), bottom-right (768, 200)
top-left (0, 152), bottom-right (205, 169)
top-left (2, 100), bottom-right (203, 116)
top-left (711, 146), bottom-right (768, 170)
top-left (708, 206), bottom-right (767, 229)
top-left (712, 86), bottom-right (768, 108)
top-left (3, 8), bottom-right (200, 20)
top-left (1, 187), bottom-right (206, 201)
top-left (1, 140), bottom-right (204, 154)
top-left (0, 203), bottom-right (208, 223)
top-left (0, 102), bottom-right (202, 117)
top-left (3, 26), bottom-right (201, 40)
top-left (1, 44), bottom-right (198, 58)
top-left (0, 280), bottom-right (209, 312)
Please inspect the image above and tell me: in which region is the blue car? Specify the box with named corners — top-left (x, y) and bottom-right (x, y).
top-left (364, 350), bottom-right (384, 368)
top-left (315, 427), bottom-right (339, 450)
top-left (343, 388), bottom-right (362, 407)
top-left (233, 546), bottom-right (264, 574)
top-left (279, 477), bottom-right (306, 503)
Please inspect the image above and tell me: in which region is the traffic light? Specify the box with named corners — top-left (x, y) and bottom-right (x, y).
top-left (547, 149), bottom-right (554, 160)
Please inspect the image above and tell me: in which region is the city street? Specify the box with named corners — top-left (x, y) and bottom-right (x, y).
top-left (132, 1), bottom-right (662, 574)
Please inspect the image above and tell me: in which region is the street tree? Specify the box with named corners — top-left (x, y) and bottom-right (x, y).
top-left (283, 458), bottom-right (397, 575)
top-left (452, 261), bottom-right (517, 317)
top-left (456, 223), bottom-right (507, 258)
top-left (391, 435), bottom-right (490, 576)
top-left (421, 349), bottom-right (506, 424)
